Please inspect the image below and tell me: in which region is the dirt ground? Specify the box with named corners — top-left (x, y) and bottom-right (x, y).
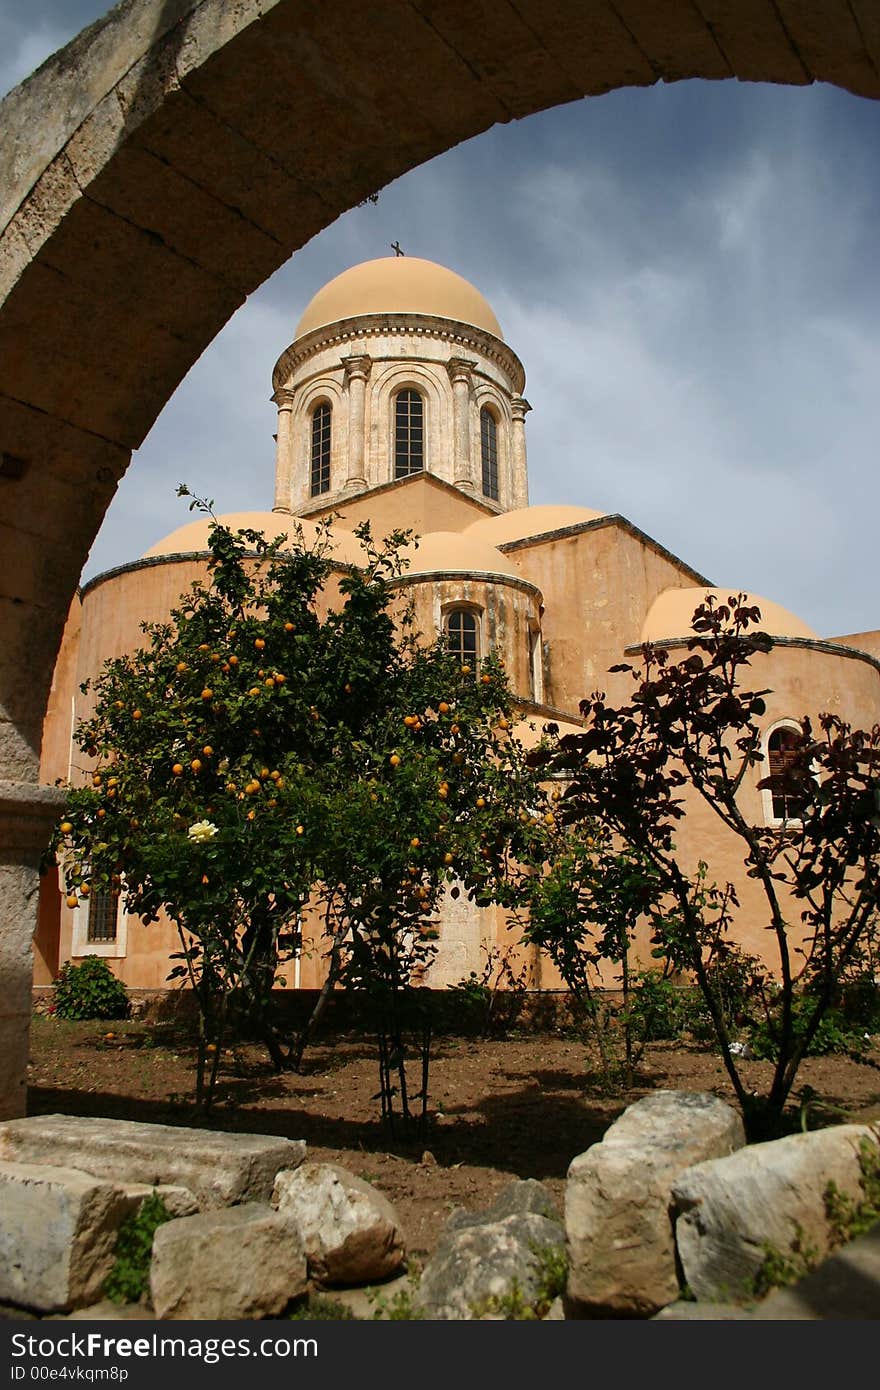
top-left (26, 1015), bottom-right (880, 1267)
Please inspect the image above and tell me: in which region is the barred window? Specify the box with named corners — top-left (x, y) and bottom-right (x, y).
top-left (481, 407), bottom-right (499, 501)
top-left (446, 609), bottom-right (479, 667)
top-left (394, 390), bottom-right (424, 477)
top-left (310, 403), bottom-right (331, 497)
top-left (87, 889), bottom-right (119, 944)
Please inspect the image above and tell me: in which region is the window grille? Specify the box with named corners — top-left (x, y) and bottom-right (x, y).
top-left (481, 407), bottom-right (499, 500)
top-left (310, 403), bottom-right (331, 496)
top-left (446, 609), bottom-right (479, 667)
top-left (87, 889), bottom-right (119, 944)
top-left (394, 390), bottom-right (424, 477)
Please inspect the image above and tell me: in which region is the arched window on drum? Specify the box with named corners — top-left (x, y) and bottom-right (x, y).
top-left (480, 407), bottom-right (499, 501)
top-left (394, 389), bottom-right (424, 477)
top-left (310, 402), bottom-right (331, 496)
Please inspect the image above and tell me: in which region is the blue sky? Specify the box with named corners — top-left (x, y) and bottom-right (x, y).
top-left (3, 2), bottom-right (880, 638)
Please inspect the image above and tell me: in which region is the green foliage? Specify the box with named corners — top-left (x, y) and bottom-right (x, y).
top-left (625, 969), bottom-right (688, 1042)
top-left (53, 956), bottom-right (130, 1022)
top-left (445, 944), bottom-right (529, 1036)
top-left (824, 1137), bottom-right (880, 1245)
top-left (470, 1242), bottom-right (568, 1320)
top-left (54, 494), bottom-right (546, 1113)
top-left (749, 1225), bottom-right (819, 1299)
top-left (748, 978), bottom-right (880, 1061)
top-left (103, 1193), bottom-right (172, 1304)
top-left (288, 1294), bottom-right (357, 1320)
top-left (529, 593), bottom-right (880, 1141)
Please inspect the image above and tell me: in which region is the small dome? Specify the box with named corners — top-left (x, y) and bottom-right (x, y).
top-left (465, 505), bottom-right (606, 547)
top-left (641, 588), bottom-right (818, 644)
top-left (295, 257), bottom-right (503, 341)
top-left (143, 512), bottom-right (367, 567)
top-left (400, 531), bottom-right (523, 581)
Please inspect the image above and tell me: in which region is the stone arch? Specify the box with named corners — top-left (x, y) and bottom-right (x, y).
top-left (2, 0), bottom-right (879, 1114)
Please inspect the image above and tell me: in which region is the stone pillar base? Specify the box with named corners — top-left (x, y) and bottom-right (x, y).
top-left (0, 780), bottom-right (67, 1120)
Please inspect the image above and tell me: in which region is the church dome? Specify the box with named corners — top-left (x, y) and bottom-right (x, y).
top-left (142, 512), bottom-right (367, 567)
top-left (465, 505), bottom-right (606, 547)
top-left (641, 588), bottom-right (818, 644)
top-left (401, 531), bottom-right (524, 581)
top-left (294, 257), bottom-right (503, 341)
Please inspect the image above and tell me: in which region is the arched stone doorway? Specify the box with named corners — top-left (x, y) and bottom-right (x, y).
top-left (2, 0), bottom-right (878, 1115)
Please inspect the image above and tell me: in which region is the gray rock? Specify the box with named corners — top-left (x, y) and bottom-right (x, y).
top-left (652, 1300), bottom-right (756, 1320)
top-left (566, 1090), bottom-right (745, 1317)
top-left (0, 1115), bottom-right (305, 1209)
top-left (416, 1211), bottom-right (565, 1320)
top-left (446, 1178), bottom-right (560, 1234)
top-left (672, 1123), bottom-right (880, 1304)
top-left (150, 1203), bottom-right (307, 1320)
top-left (272, 1163), bottom-right (405, 1286)
top-left (0, 1161), bottom-right (134, 1313)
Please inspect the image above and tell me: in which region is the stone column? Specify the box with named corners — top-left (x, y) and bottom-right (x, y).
top-left (511, 395), bottom-right (532, 509)
top-left (342, 355), bottom-right (372, 491)
top-left (447, 357), bottom-right (476, 491)
top-left (0, 779), bottom-right (66, 1119)
top-left (272, 388), bottom-right (296, 512)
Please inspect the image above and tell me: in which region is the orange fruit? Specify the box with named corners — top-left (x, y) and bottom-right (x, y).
top-left (191, 759), bottom-right (202, 773)
top-left (172, 763), bottom-right (184, 775)
top-left (97, 808), bottom-right (106, 819)
top-left (198, 644), bottom-right (209, 652)
top-left (203, 745), bottom-right (213, 757)
top-left (481, 674), bottom-right (491, 685)
top-left (265, 677), bottom-right (275, 688)
top-left (438, 702), bottom-right (450, 714)
top-left (66, 894), bottom-right (78, 909)
top-left (176, 662), bottom-right (187, 673)
top-left (444, 852), bottom-right (454, 865)
top-left (79, 883), bottom-right (90, 897)
top-left (460, 665), bottom-right (471, 676)
top-left (476, 797), bottom-right (485, 809)
top-left (249, 686), bottom-right (261, 697)
top-left (254, 638), bottom-right (265, 650)
top-left (132, 710), bottom-right (142, 720)
top-left (247, 809), bottom-right (256, 821)
top-left (60, 821), bottom-right (73, 834)
top-left (201, 874), bottom-right (210, 885)
top-left (201, 688), bottom-right (213, 701)
top-left (410, 837), bottom-right (420, 848)
top-left (389, 754), bottom-right (401, 767)
top-left (403, 715), bottom-right (417, 727)
top-left (284, 622), bottom-right (295, 632)
top-left (228, 655), bottom-right (238, 666)
top-left (296, 824), bottom-right (304, 836)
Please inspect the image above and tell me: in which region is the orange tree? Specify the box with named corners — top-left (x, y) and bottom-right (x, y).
top-left (55, 498), bottom-right (547, 1115)
top-left (528, 595), bottom-right (880, 1140)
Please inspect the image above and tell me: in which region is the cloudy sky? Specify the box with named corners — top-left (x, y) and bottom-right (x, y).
top-left (4, 2), bottom-right (880, 638)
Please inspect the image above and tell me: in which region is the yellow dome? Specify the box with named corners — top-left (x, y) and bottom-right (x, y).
top-left (465, 505), bottom-right (606, 547)
top-left (400, 531), bottom-right (523, 581)
top-left (295, 257), bottom-right (503, 340)
top-left (143, 513), bottom-right (367, 567)
top-left (641, 588), bottom-right (818, 644)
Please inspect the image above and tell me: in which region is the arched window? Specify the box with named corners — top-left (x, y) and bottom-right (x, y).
top-left (394, 389), bottom-right (424, 477)
top-left (481, 407), bottom-right (499, 501)
top-left (310, 402), bottom-right (331, 496)
top-left (765, 724), bottom-right (809, 823)
top-left (445, 609), bottom-right (479, 667)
